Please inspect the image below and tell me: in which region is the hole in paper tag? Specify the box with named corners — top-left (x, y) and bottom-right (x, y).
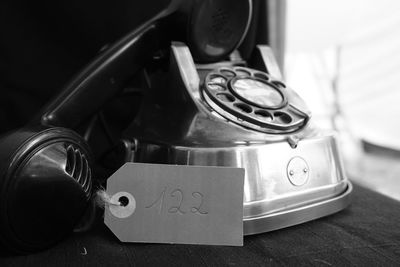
top-left (109, 192), bottom-right (136, 218)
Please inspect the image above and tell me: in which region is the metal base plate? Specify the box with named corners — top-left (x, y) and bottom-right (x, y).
top-left (244, 181), bottom-right (352, 235)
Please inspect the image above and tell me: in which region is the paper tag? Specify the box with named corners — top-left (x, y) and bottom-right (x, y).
top-left (104, 163), bottom-right (245, 246)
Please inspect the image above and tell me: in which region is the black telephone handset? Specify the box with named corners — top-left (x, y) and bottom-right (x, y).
top-left (0, 0), bottom-right (252, 253)
top-left (40, 0), bottom-right (252, 128)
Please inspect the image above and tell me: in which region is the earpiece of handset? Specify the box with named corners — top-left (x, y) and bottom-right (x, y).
top-left (0, 126), bottom-right (92, 253)
top-left (170, 0), bottom-right (252, 62)
top-left (0, 19), bottom-right (163, 253)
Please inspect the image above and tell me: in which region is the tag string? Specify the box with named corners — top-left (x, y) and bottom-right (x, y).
top-left (96, 190), bottom-right (123, 207)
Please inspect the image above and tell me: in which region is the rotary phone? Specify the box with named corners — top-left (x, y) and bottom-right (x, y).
top-left (123, 43), bottom-right (352, 235)
top-left (0, 0), bottom-right (351, 253)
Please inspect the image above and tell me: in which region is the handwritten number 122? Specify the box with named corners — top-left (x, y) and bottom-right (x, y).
top-left (145, 187), bottom-right (208, 215)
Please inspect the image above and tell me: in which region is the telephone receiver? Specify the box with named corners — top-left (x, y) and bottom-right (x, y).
top-left (0, 0), bottom-right (252, 253)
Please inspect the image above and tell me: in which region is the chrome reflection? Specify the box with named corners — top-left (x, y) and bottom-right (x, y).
top-left (232, 78), bottom-right (283, 108)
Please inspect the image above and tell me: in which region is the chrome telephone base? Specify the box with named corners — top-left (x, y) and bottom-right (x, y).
top-left (124, 43), bottom-right (352, 235)
top-left (133, 134), bottom-right (352, 235)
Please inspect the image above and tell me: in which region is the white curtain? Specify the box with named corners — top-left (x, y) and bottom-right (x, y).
top-left (285, 0), bottom-right (400, 150)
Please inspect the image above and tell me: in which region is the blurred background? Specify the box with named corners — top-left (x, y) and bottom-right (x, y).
top-left (283, 0), bottom-right (400, 200)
